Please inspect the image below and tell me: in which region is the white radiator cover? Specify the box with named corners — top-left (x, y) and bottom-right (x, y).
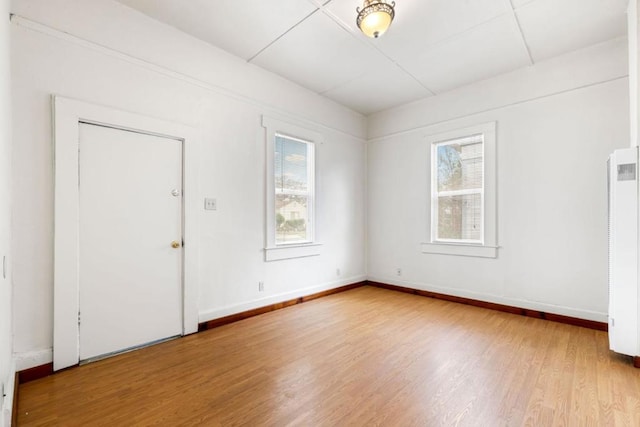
top-left (608, 147), bottom-right (640, 356)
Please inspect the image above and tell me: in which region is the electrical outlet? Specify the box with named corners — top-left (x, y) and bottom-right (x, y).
top-left (258, 281), bottom-right (264, 292)
top-left (396, 268), bottom-right (402, 276)
top-left (336, 268), bottom-right (341, 276)
top-left (204, 198), bottom-right (217, 211)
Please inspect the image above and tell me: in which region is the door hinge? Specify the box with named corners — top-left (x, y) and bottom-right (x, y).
top-left (78, 311), bottom-right (81, 326)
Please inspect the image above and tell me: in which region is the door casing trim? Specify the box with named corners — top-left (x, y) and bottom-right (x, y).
top-left (52, 95), bottom-right (200, 371)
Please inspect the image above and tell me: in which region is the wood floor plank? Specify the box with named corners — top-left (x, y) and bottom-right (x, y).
top-left (17, 286), bottom-right (640, 426)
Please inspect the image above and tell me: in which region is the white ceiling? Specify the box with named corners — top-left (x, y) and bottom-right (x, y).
top-left (115, 0), bottom-right (628, 115)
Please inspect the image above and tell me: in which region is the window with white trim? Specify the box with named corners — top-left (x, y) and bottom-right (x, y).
top-left (263, 116), bottom-right (322, 261)
top-left (274, 133), bottom-right (315, 245)
top-left (432, 134), bottom-right (484, 243)
top-left (422, 122), bottom-right (497, 258)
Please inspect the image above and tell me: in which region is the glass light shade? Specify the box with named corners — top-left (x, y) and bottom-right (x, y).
top-left (360, 11), bottom-right (392, 38)
top-left (357, 1), bottom-right (395, 39)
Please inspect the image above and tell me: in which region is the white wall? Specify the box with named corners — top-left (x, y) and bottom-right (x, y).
top-left (11, 0), bottom-right (366, 368)
top-left (629, 0), bottom-right (638, 148)
top-left (0, 0), bottom-right (13, 423)
top-left (367, 39), bottom-right (629, 322)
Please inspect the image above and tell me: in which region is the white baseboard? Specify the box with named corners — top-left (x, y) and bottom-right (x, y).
top-left (367, 275), bottom-right (608, 323)
top-left (15, 349), bottom-right (52, 371)
top-left (198, 275), bottom-right (366, 323)
top-left (1, 359), bottom-right (15, 427)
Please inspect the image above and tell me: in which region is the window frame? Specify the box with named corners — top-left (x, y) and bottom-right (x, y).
top-left (422, 122), bottom-right (498, 258)
top-left (431, 134), bottom-right (485, 245)
top-left (263, 116), bottom-right (322, 261)
top-left (274, 132), bottom-right (315, 246)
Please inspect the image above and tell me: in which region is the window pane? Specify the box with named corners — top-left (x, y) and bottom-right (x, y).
top-left (275, 194), bottom-right (308, 244)
top-left (275, 136), bottom-right (308, 193)
top-left (437, 194), bottom-right (482, 241)
top-left (437, 140), bottom-right (482, 192)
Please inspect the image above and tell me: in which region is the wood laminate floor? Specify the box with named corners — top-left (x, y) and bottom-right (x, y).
top-left (17, 286), bottom-right (640, 426)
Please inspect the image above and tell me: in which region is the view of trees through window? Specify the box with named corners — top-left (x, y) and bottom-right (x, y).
top-left (275, 134), bottom-right (311, 244)
top-left (435, 136), bottom-right (483, 242)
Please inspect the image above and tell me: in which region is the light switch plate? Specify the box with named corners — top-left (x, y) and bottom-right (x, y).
top-left (204, 198), bottom-right (217, 211)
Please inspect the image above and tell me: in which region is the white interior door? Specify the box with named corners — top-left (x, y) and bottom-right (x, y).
top-left (78, 123), bottom-right (183, 361)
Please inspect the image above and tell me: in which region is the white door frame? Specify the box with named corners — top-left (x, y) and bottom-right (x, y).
top-left (53, 96), bottom-right (200, 371)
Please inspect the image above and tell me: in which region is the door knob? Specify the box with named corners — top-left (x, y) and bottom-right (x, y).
top-left (171, 241), bottom-right (180, 249)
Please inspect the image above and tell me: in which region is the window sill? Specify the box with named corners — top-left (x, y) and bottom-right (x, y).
top-left (264, 243), bottom-right (322, 262)
top-left (421, 242), bottom-right (498, 258)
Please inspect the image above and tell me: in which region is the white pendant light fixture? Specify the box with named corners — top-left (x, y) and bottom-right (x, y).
top-left (356, 0), bottom-right (396, 39)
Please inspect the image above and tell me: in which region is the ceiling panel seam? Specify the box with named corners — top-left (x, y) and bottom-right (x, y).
top-left (369, 51), bottom-right (436, 96)
top-left (427, 13), bottom-right (509, 49)
top-left (247, 8), bottom-right (321, 63)
top-left (315, 4), bottom-right (437, 96)
top-left (505, 0), bottom-right (535, 65)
